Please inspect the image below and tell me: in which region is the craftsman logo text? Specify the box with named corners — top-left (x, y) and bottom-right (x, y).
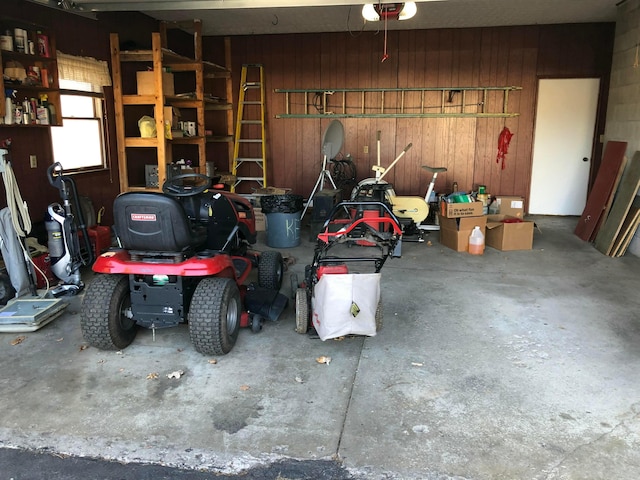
top-left (131, 213), bottom-right (157, 221)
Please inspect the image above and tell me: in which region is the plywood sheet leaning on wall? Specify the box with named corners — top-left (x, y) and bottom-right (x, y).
top-left (574, 141), bottom-right (627, 242)
top-left (594, 151), bottom-right (640, 256)
top-left (610, 201), bottom-right (640, 257)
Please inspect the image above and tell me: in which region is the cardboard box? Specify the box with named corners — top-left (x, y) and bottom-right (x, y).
top-left (438, 215), bottom-right (487, 252)
top-left (254, 187), bottom-right (292, 195)
top-left (137, 71), bottom-right (175, 96)
top-left (485, 214), bottom-right (534, 251)
top-left (163, 106), bottom-right (180, 129)
top-left (440, 201), bottom-right (484, 218)
top-left (495, 196), bottom-right (525, 218)
top-left (254, 207), bottom-right (266, 231)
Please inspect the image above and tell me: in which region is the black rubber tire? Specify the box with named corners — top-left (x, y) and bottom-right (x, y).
top-left (295, 288), bottom-right (309, 334)
top-left (375, 300), bottom-right (383, 332)
top-left (258, 251), bottom-right (284, 291)
top-left (80, 274), bottom-right (137, 350)
top-left (251, 314), bottom-right (263, 333)
top-left (189, 277), bottom-right (241, 355)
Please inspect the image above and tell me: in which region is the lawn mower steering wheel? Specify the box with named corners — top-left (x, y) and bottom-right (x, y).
top-left (162, 173), bottom-right (212, 197)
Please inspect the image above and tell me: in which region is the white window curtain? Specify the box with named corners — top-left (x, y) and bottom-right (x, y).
top-left (57, 51), bottom-right (111, 92)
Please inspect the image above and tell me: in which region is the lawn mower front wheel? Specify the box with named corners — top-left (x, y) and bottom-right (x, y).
top-left (189, 277), bottom-right (241, 355)
top-left (80, 274), bottom-right (137, 350)
top-left (258, 251), bottom-right (284, 291)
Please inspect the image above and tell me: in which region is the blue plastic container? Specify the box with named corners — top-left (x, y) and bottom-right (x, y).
top-left (265, 211), bottom-right (301, 248)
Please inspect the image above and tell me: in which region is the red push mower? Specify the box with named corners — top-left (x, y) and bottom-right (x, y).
top-left (80, 173), bottom-right (288, 356)
top-left (293, 200), bottom-right (402, 340)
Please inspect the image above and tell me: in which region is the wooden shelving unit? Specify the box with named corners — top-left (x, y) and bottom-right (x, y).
top-left (110, 20), bottom-right (231, 192)
top-left (0, 18), bottom-right (61, 126)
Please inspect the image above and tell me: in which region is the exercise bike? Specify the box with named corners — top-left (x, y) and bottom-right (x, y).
top-left (351, 131), bottom-right (446, 242)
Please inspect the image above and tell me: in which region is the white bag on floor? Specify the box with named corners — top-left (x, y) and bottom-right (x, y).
top-left (312, 273), bottom-right (380, 341)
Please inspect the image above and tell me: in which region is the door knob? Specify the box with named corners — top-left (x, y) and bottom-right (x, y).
top-left (583, 157), bottom-right (589, 162)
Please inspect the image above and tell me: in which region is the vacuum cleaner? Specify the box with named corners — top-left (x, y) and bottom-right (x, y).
top-left (45, 162), bottom-right (94, 296)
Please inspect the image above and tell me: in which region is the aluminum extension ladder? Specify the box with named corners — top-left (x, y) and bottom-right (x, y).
top-left (231, 64), bottom-right (267, 192)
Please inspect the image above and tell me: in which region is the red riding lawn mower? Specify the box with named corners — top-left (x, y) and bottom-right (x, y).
top-left (80, 173), bottom-right (288, 356)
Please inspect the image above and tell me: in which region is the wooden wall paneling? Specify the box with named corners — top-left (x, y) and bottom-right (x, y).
top-left (491, 29), bottom-right (515, 195)
top-left (353, 34), bottom-right (372, 188)
top-left (298, 35), bottom-right (322, 195)
top-left (515, 27), bottom-right (539, 210)
top-left (0, 128), bottom-right (54, 219)
top-left (437, 30), bottom-right (465, 192)
top-left (501, 27), bottom-right (526, 196)
top-left (395, 30), bottom-right (411, 194)
top-left (463, 28), bottom-right (483, 196)
top-left (473, 28), bottom-right (498, 195)
top-left (536, 25), bottom-right (562, 77)
top-left (402, 30), bottom-right (427, 196)
top-left (420, 30), bottom-right (446, 190)
top-left (267, 35), bottom-right (288, 189)
top-left (224, 23), bottom-right (613, 203)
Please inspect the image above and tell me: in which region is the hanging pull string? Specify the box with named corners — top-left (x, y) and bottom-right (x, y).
top-left (381, 13), bottom-right (389, 62)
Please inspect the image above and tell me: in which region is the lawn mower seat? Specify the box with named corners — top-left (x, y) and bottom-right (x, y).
top-left (114, 192), bottom-right (207, 253)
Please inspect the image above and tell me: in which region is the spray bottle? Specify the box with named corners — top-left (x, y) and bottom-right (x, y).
top-left (4, 89), bottom-right (16, 125)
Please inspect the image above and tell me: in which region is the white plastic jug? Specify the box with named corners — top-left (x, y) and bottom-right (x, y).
top-left (468, 226), bottom-right (485, 255)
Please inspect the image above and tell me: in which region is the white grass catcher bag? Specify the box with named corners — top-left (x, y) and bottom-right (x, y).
top-left (311, 273), bottom-right (380, 341)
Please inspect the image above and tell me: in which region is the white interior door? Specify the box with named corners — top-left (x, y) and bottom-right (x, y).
top-left (529, 78), bottom-right (600, 215)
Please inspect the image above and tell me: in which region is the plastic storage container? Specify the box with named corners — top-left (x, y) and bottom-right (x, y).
top-left (261, 194), bottom-right (303, 248)
top-left (468, 226), bottom-right (485, 255)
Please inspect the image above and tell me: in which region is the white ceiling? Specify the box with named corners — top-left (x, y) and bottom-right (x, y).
top-left (68, 0), bottom-right (619, 36)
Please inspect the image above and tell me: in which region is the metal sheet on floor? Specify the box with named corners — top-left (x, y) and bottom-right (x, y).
top-left (0, 298), bottom-right (68, 332)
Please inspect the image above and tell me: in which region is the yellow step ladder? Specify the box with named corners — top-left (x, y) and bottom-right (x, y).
top-left (231, 64), bottom-right (266, 192)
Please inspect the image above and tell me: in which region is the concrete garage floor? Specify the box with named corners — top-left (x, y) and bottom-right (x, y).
top-left (1, 215), bottom-right (640, 479)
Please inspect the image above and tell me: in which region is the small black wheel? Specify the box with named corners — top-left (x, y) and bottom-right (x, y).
top-left (258, 251), bottom-right (284, 291)
top-left (289, 273), bottom-right (299, 299)
top-left (162, 173), bottom-right (212, 197)
top-left (375, 300), bottom-right (383, 332)
top-left (251, 314), bottom-right (263, 333)
top-left (81, 274), bottom-right (137, 350)
top-left (295, 288), bottom-right (309, 334)
top-left (189, 277), bottom-right (241, 355)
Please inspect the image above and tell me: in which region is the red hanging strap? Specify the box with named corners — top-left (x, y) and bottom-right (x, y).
top-left (381, 14), bottom-right (389, 62)
top-left (496, 126), bottom-right (514, 170)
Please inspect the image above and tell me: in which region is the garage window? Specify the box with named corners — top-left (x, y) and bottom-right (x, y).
top-left (50, 52), bottom-right (111, 172)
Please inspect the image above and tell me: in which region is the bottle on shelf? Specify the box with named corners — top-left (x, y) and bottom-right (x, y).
top-left (4, 89), bottom-right (15, 125)
top-left (0, 30), bottom-right (13, 52)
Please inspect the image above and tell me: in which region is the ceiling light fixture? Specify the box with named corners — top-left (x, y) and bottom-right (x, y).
top-left (362, 2), bottom-right (417, 22)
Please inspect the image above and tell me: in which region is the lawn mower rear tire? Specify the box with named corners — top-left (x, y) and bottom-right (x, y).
top-left (295, 287), bottom-right (309, 334)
